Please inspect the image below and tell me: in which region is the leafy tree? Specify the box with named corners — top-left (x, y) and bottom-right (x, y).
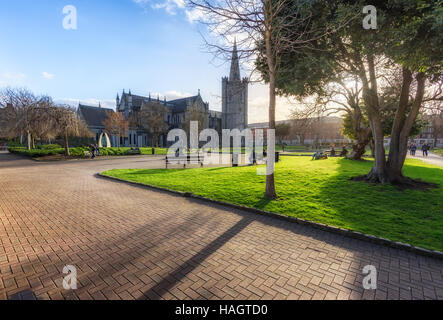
top-left (258, 0), bottom-right (443, 186)
top-left (188, 0), bottom-right (346, 198)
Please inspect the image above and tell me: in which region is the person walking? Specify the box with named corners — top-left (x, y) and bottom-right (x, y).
top-left (425, 143), bottom-right (430, 157)
top-left (421, 143), bottom-right (428, 157)
top-left (411, 144), bottom-right (417, 156)
top-left (89, 144), bottom-right (96, 159)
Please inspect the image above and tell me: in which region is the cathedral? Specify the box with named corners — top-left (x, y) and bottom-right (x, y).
top-left (222, 41), bottom-right (248, 131)
top-left (78, 44), bottom-right (248, 148)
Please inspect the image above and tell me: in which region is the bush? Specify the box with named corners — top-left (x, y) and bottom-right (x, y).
top-left (8, 147), bottom-right (65, 157)
top-left (36, 144), bottom-right (62, 150)
top-left (70, 147), bottom-right (90, 157)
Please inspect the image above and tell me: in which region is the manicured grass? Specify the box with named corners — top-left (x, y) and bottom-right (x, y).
top-left (102, 157), bottom-right (443, 251)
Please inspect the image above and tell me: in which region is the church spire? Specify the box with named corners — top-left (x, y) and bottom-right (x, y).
top-left (229, 40), bottom-right (240, 81)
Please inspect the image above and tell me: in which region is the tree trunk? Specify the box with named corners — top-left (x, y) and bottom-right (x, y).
top-left (300, 134), bottom-right (305, 145)
top-left (360, 54), bottom-right (391, 183)
top-left (154, 133), bottom-right (159, 148)
top-left (348, 107), bottom-right (371, 160)
top-left (64, 131), bottom-right (70, 156)
top-left (386, 72), bottom-right (426, 181)
top-left (265, 29), bottom-right (277, 199)
top-left (369, 139), bottom-right (375, 157)
top-left (27, 131), bottom-right (31, 150)
top-left (349, 139), bottom-right (369, 160)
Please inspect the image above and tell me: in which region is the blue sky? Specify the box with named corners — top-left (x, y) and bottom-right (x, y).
top-left (0, 0), bottom-right (292, 122)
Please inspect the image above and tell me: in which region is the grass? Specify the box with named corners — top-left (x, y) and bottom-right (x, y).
top-left (103, 156), bottom-right (443, 251)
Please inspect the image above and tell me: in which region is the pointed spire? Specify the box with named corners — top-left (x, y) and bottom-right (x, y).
top-left (129, 89), bottom-right (132, 95)
top-left (99, 102), bottom-right (101, 108)
top-left (229, 39), bottom-right (240, 81)
top-left (198, 89), bottom-right (201, 96)
top-left (149, 92), bottom-right (151, 101)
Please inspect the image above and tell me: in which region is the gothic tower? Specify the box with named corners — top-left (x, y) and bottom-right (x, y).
top-left (222, 41), bottom-right (248, 130)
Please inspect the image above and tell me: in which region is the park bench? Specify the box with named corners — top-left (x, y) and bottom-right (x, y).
top-left (165, 154), bottom-right (204, 168)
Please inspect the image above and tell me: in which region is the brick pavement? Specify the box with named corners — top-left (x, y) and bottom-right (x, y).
top-left (0, 151), bottom-right (442, 300)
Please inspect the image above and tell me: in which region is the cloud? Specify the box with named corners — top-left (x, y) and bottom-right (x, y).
top-left (42, 72), bottom-right (55, 79)
top-left (133, 0), bottom-right (186, 15)
top-left (163, 90), bottom-right (194, 100)
top-left (0, 72), bottom-right (27, 86)
top-left (185, 8), bottom-right (205, 23)
top-left (54, 98), bottom-right (116, 110)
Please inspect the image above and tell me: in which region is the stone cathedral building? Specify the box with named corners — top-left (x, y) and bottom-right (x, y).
top-left (79, 44), bottom-right (248, 148)
top-left (222, 41), bottom-right (249, 131)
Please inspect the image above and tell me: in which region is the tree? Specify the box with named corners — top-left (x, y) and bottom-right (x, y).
top-left (138, 101), bottom-right (168, 147)
top-left (49, 105), bottom-right (85, 156)
top-left (0, 88), bottom-right (49, 150)
top-left (428, 110), bottom-right (443, 147)
top-left (275, 122), bottom-right (291, 150)
top-left (189, 0), bottom-right (343, 198)
top-left (288, 112), bottom-right (315, 146)
top-left (102, 111), bottom-right (128, 149)
top-left (261, 0), bottom-right (442, 186)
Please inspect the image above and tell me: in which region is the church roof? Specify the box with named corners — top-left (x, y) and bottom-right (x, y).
top-left (78, 104), bottom-right (114, 127)
top-left (229, 40), bottom-right (241, 81)
top-left (120, 91), bottom-right (204, 113)
top-left (168, 95), bottom-right (200, 112)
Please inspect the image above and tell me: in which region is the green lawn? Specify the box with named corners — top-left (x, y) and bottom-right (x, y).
top-left (102, 157), bottom-right (443, 251)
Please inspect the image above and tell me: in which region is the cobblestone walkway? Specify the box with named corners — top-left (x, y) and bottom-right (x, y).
top-left (0, 152), bottom-right (442, 300)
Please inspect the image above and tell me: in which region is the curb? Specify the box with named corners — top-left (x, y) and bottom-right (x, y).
top-left (98, 173), bottom-right (443, 261)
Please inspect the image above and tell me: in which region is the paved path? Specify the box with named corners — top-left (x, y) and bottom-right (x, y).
top-left (0, 152), bottom-right (442, 300)
top-left (408, 152), bottom-right (443, 167)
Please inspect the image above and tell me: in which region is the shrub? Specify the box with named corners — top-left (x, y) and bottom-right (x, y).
top-left (36, 144), bottom-right (62, 150)
top-left (8, 147), bottom-right (65, 157)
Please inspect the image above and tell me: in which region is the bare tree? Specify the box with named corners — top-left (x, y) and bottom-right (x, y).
top-left (188, 0), bottom-right (345, 198)
top-left (298, 76), bottom-right (371, 159)
top-left (49, 105), bottom-right (84, 156)
top-left (102, 111), bottom-right (129, 149)
top-left (288, 113), bottom-right (315, 146)
top-left (0, 88), bottom-right (49, 150)
top-left (182, 101), bottom-right (208, 134)
top-left (429, 110), bottom-right (443, 148)
top-left (275, 122), bottom-right (290, 150)
top-left (138, 101), bottom-right (169, 147)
